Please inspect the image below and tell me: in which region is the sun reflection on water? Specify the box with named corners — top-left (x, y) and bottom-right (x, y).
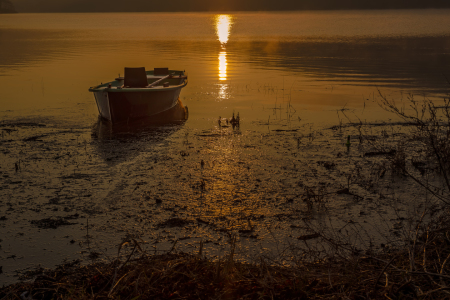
top-left (218, 51), bottom-right (227, 81)
top-left (215, 14), bottom-right (233, 96)
top-left (218, 82), bottom-right (229, 100)
top-left (215, 15), bottom-right (233, 45)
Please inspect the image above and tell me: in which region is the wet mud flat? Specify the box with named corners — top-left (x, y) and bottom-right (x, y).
top-left (0, 112), bottom-right (445, 286)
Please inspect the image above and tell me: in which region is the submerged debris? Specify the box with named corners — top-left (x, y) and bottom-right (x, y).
top-left (297, 233), bottom-right (320, 240)
top-left (364, 149), bottom-right (396, 157)
top-left (156, 217), bottom-right (193, 228)
top-left (59, 173), bottom-right (91, 180)
top-left (317, 161), bottom-right (335, 170)
top-left (30, 217), bottom-right (78, 229)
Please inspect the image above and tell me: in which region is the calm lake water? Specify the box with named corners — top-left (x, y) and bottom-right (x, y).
top-left (1, 10), bottom-right (450, 123)
top-left (1, 10), bottom-right (450, 284)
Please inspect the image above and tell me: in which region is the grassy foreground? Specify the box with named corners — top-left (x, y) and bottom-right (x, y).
top-left (1, 208), bottom-right (450, 300)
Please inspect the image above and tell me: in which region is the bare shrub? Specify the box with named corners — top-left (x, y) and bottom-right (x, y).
top-left (378, 91), bottom-right (450, 203)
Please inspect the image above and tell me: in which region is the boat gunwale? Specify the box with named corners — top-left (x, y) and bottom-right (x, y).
top-left (88, 80), bottom-right (187, 93)
top-left (88, 69), bottom-right (187, 92)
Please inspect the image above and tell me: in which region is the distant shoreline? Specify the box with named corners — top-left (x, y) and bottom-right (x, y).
top-left (0, 0), bottom-right (17, 13)
top-left (5, 7), bottom-right (450, 14)
top-left (7, 0), bottom-right (450, 13)
top-left (8, 6), bottom-right (450, 14)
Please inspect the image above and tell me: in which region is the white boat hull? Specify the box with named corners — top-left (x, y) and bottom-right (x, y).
top-left (89, 69), bottom-right (187, 123)
top-left (93, 87), bottom-right (183, 123)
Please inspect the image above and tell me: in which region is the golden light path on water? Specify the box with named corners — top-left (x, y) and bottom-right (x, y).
top-left (218, 51), bottom-right (227, 81)
top-left (215, 14), bottom-right (233, 99)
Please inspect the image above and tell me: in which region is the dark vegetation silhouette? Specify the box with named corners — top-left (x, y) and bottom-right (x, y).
top-left (0, 0), bottom-right (17, 13)
top-left (12, 0), bottom-right (450, 13)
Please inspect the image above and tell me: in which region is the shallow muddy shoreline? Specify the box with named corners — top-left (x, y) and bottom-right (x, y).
top-left (1, 109), bottom-right (442, 286)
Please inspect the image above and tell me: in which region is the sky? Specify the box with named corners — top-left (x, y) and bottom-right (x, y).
top-left (10, 0), bottom-right (450, 12)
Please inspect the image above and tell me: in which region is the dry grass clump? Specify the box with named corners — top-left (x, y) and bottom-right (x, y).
top-left (2, 208), bottom-right (450, 300)
top-left (0, 252), bottom-right (308, 300)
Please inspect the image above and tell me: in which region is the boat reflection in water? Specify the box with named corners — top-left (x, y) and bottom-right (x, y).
top-left (91, 99), bottom-right (188, 163)
top-left (93, 98), bottom-right (188, 139)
